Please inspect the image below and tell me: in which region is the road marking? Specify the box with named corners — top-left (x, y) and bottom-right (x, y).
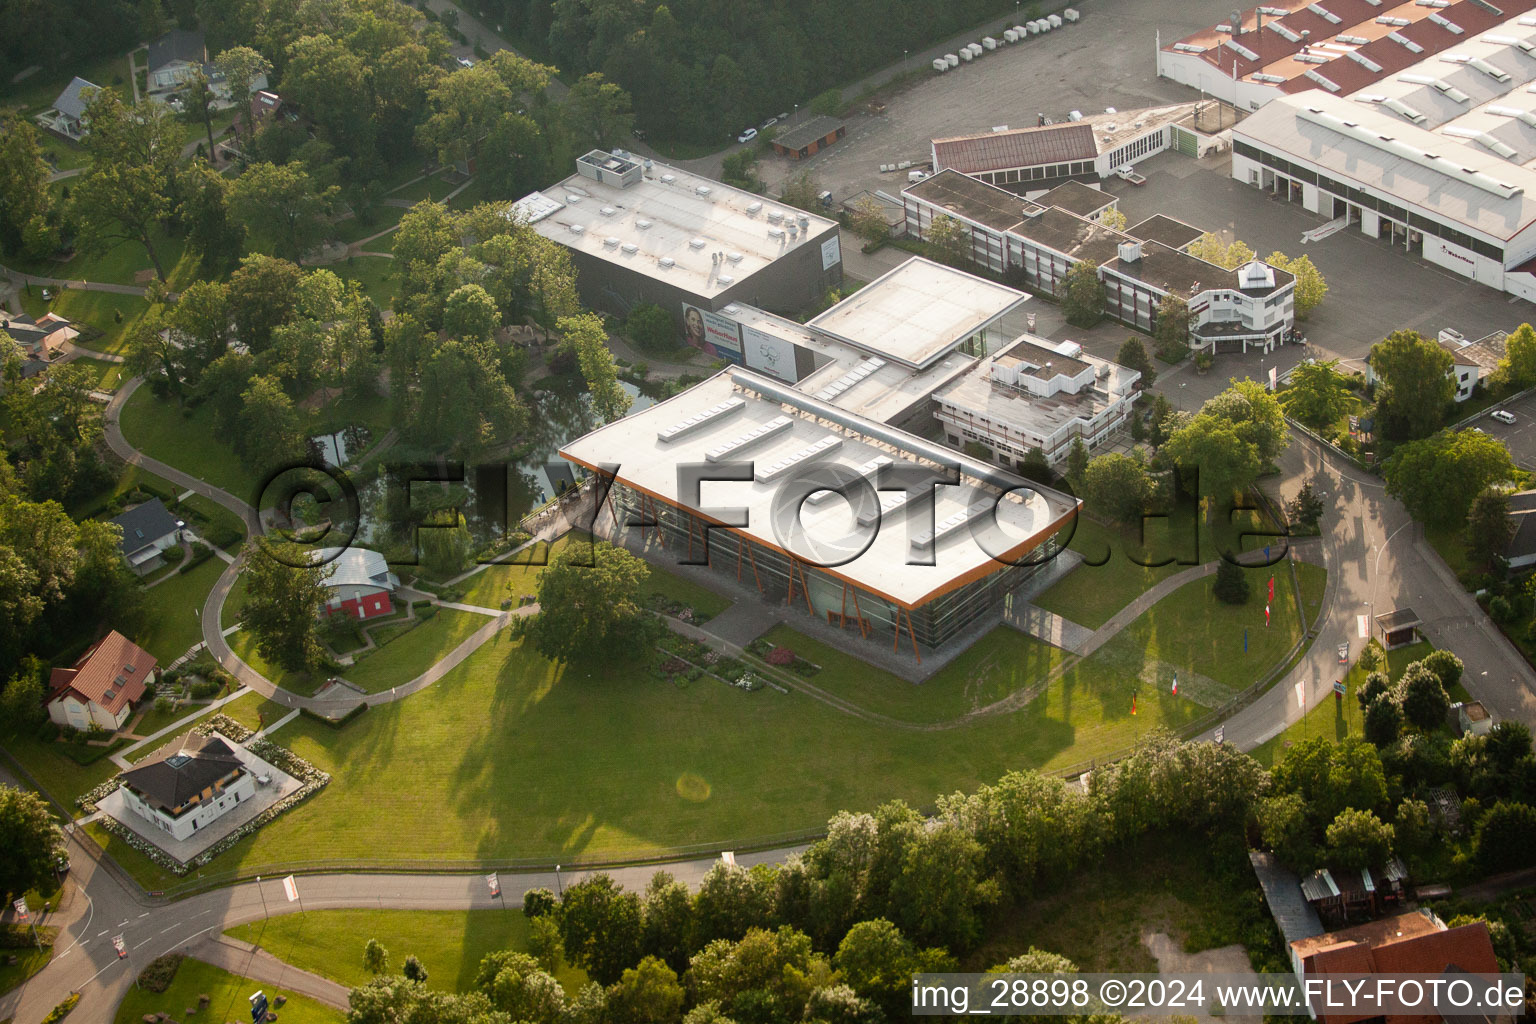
top-left (159, 925), bottom-right (177, 934)
top-left (96, 929), bottom-right (107, 937)
top-left (138, 912), bottom-right (149, 918)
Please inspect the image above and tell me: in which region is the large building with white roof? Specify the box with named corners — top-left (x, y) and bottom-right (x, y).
top-left (515, 150), bottom-right (843, 369)
top-left (561, 367), bottom-right (1080, 656)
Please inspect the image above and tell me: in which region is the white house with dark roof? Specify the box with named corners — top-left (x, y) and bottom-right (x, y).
top-left (0, 312), bottom-right (76, 359)
top-left (314, 547), bottom-right (400, 621)
top-left (108, 498), bottom-right (183, 574)
top-left (117, 732), bottom-right (254, 841)
top-left (38, 77), bottom-right (99, 138)
top-left (46, 631), bottom-right (156, 731)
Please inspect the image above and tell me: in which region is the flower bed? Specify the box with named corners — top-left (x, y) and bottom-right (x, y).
top-left (744, 638), bottom-right (822, 678)
top-left (647, 592), bottom-right (716, 624)
top-left (653, 637), bottom-right (761, 692)
top-left (77, 716), bottom-right (330, 874)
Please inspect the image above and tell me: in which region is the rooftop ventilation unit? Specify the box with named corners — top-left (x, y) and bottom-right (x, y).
top-left (1347, 51), bottom-right (1383, 71)
top-left (726, 251), bottom-right (744, 263)
top-left (746, 201), bottom-right (763, 214)
top-left (1384, 96), bottom-right (1428, 121)
top-left (717, 274), bottom-right (733, 285)
top-left (1520, 38), bottom-right (1536, 54)
top-left (1336, 33), bottom-right (1369, 44)
top-left (815, 357), bottom-right (888, 401)
top-left (688, 237), bottom-right (706, 249)
top-left (1416, 0), bottom-right (1449, 7)
top-left (1258, 5), bottom-right (1287, 15)
top-left (1307, 3), bottom-right (1342, 23)
top-left (1253, 72), bottom-right (1287, 82)
top-left (1295, 52), bottom-right (1331, 63)
top-left (600, 206), bottom-right (616, 216)
top-left (1377, 14), bottom-right (1409, 24)
top-left (1432, 78), bottom-right (1471, 101)
top-left (807, 455), bottom-right (894, 507)
top-left (1357, 92), bottom-right (1388, 101)
top-left (756, 437), bottom-right (844, 483)
top-left (1487, 104), bottom-right (1525, 115)
top-left (1476, 134), bottom-right (1519, 158)
top-left (1305, 68), bottom-right (1342, 89)
top-left (1399, 72), bottom-right (1436, 83)
top-left (568, 223), bottom-right (585, 234)
top-left (660, 173), bottom-right (676, 184)
top-left (1389, 32), bottom-right (1424, 51)
top-left (766, 209), bottom-right (784, 222)
top-left (1172, 42), bottom-right (1206, 53)
top-left (602, 236), bottom-right (620, 247)
top-left (1483, 33), bottom-right (1520, 44)
top-left (637, 218), bottom-right (653, 229)
top-left (620, 242), bottom-right (639, 254)
top-left (911, 499), bottom-right (997, 552)
top-left (1269, 21), bottom-right (1302, 40)
top-left (1298, 105), bottom-right (1523, 198)
top-left (1439, 52), bottom-right (1469, 62)
top-left (1520, 110), bottom-right (1536, 128)
top-left (768, 227), bottom-right (785, 239)
top-left (1227, 40), bottom-right (1260, 60)
top-left (1427, 12), bottom-right (1463, 31)
top-left (857, 490), bottom-right (913, 529)
top-left (1442, 125), bottom-right (1483, 137)
top-left (704, 416), bottom-right (793, 462)
top-left (1469, 57), bottom-right (1511, 80)
top-left (656, 397), bottom-right (746, 442)
top-left (695, 185), bottom-right (712, 196)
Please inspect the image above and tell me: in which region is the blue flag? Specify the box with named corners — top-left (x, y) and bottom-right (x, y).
top-left (1244, 628), bottom-right (1248, 653)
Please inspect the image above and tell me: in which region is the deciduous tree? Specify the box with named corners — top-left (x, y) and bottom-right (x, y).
top-left (560, 313), bottom-right (631, 423)
top-left (1279, 359), bottom-right (1353, 430)
top-left (1081, 453), bottom-right (1150, 526)
top-left (240, 539), bottom-right (331, 674)
top-left (1325, 808), bottom-right (1393, 870)
top-left (229, 161), bottom-right (337, 260)
top-left (0, 784), bottom-right (61, 897)
top-left (1060, 260), bottom-right (1106, 328)
top-left (558, 874), bottom-right (644, 985)
top-left (1115, 336), bottom-right (1155, 387)
top-left (1369, 329), bottom-right (1454, 439)
top-left (1466, 489), bottom-right (1513, 569)
top-left (1384, 429), bottom-right (1516, 528)
top-left (521, 541), bottom-right (652, 664)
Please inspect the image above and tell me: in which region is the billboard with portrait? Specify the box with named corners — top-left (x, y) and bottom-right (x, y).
top-left (821, 235), bottom-right (842, 271)
top-left (681, 303), bottom-right (744, 364)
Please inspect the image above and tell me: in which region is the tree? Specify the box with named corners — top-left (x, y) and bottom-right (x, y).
top-left (1500, 323), bottom-right (1536, 389)
top-left (1420, 650), bottom-right (1464, 692)
top-left (640, 872), bottom-right (693, 975)
top-left (1160, 413), bottom-right (1263, 515)
top-left (1115, 336), bottom-right (1155, 387)
top-left (227, 254), bottom-right (302, 353)
top-left (0, 118), bottom-right (57, 260)
top-left (1213, 556), bottom-right (1249, 605)
top-left (0, 664), bottom-right (46, 735)
top-left (229, 161), bottom-right (337, 260)
top-left (0, 784), bottom-right (61, 897)
top-left (1152, 293), bottom-right (1191, 359)
top-left (626, 304), bottom-right (678, 354)
top-left (236, 374), bottom-right (306, 476)
top-left (1285, 253), bottom-right (1328, 319)
top-left (849, 196), bottom-right (890, 243)
top-left (1257, 792), bottom-right (1316, 870)
top-left (1202, 378), bottom-right (1289, 464)
top-left (1466, 489), bottom-right (1513, 569)
top-left (1065, 438), bottom-right (1089, 493)
top-left (182, 68), bottom-right (220, 164)
top-left (240, 539), bottom-right (332, 674)
top-left (364, 938), bottom-right (389, 975)
top-left (1081, 454), bottom-right (1150, 526)
top-left (563, 73), bottom-right (635, 148)
top-left (402, 955), bottom-right (429, 984)
top-left (688, 926), bottom-right (826, 1024)
top-left (1019, 447), bottom-right (1052, 485)
top-left (925, 214), bottom-right (969, 264)
top-left (1188, 233), bottom-right (1256, 270)
top-left (1325, 808), bottom-right (1394, 870)
top-left (1474, 801), bottom-right (1536, 872)
top-left (560, 313), bottom-right (631, 423)
top-left (476, 950), bottom-right (565, 1024)
top-left (835, 918), bottom-right (952, 1021)
top-left (692, 863), bottom-right (773, 945)
top-left (1287, 482), bottom-right (1325, 533)
top-left (1384, 429), bottom-right (1517, 528)
top-left (1369, 330), bottom-right (1455, 440)
top-left (213, 46), bottom-right (273, 121)
top-left (780, 172), bottom-right (824, 214)
top-left (1398, 662), bottom-right (1450, 732)
top-left (179, 162), bottom-right (243, 274)
top-left (1060, 261), bottom-right (1106, 328)
top-left (1099, 207), bottom-right (1127, 230)
top-left (443, 284), bottom-right (500, 343)
top-left (558, 874), bottom-right (643, 986)
top-left (606, 956), bottom-right (683, 1024)
top-left (1363, 695), bottom-right (1404, 747)
top-left (346, 976), bottom-right (505, 1024)
top-left (1279, 359), bottom-right (1353, 430)
top-left (69, 92), bottom-right (181, 280)
top-left (521, 541), bottom-right (650, 665)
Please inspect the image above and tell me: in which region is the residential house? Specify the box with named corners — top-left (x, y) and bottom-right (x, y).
top-left (315, 546), bottom-right (400, 621)
top-left (108, 498), bottom-right (183, 574)
top-left (1365, 331), bottom-right (1507, 403)
top-left (117, 732), bottom-right (256, 841)
top-left (38, 77), bottom-right (99, 139)
top-left (147, 29), bottom-right (208, 96)
top-left (45, 630), bottom-right (156, 731)
top-left (1290, 910), bottom-right (1499, 1024)
top-left (0, 312), bottom-right (76, 360)
top-left (1455, 700), bottom-right (1494, 737)
top-left (1504, 489), bottom-right (1536, 569)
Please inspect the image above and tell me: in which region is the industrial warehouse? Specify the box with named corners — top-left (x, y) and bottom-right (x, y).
top-left (559, 368), bottom-right (1081, 663)
top-left (513, 149), bottom-right (844, 354)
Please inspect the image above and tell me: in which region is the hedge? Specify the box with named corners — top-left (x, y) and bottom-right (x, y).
top-left (59, 737), bottom-right (130, 766)
top-left (299, 703), bottom-right (369, 729)
top-left (41, 994), bottom-right (78, 1024)
top-left (0, 923), bottom-right (54, 949)
top-left (137, 952), bottom-right (184, 992)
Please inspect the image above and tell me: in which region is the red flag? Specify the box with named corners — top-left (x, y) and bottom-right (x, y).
top-left (1268, 575), bottom-right (1275, 602)
top-left (1171, 672), bottom-right (1179, 696)
top-left (1265, 603), bottom-right (1271, 626)
top-left (1131, 693), bottom-right (1137, 715)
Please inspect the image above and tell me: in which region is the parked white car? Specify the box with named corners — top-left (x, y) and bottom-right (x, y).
top-left (1491, 410), bottom-right (1518, 424)
top-left (737, 127), bottom-right (758, 144)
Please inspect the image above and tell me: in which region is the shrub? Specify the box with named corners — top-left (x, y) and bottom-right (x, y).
top-left (138, 952), bottom-right (184, 992)
top-left (523, 887), bottom-right (558, 919)
top-left (161, 545), bottom-right (186, 566)
top-left (189, 680), bottom-right (221, 700)
top-left (1475, 801), bottom-right (1536, 873)
top-left (42, 993), bottom-right (79, 1023)
top-left (765, 646), bottom-right (796, 666)
top-left (1356, 641), bottom-right (1385, 674)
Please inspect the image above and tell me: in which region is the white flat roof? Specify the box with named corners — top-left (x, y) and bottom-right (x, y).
top-left (1237, 89), bottom-right (1536, 240)
top-left (806, 257), bottom-right (1029, 369)
top-left (560, 370), bottom-right (1078, 608)
top-left (521, 162), bottom-right (838, 300)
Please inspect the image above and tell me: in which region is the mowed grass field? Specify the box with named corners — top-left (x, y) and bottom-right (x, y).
top-left (113, 959), bottom-right (344, 1024)
top-left (226, 908), bottom-right (588, 995)
top-left (91, 558), bottom-right (1325, 886)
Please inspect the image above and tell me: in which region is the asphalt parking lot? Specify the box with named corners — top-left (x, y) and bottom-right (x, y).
top-left (1469, 391), bottom-right (1536, 471)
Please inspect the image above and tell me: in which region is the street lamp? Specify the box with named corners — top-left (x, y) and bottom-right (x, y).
top-left (554, 864), bottom-right (563, 896)
top-left (903, 49), bottom-right (908, 73)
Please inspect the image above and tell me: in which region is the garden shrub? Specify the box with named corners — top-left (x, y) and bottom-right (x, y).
top-left (137, 952), bottom-right (184, 992)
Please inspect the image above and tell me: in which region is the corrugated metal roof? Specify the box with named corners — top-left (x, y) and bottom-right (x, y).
top-left (1249, 851), bottom-right (1327, 948)
top-left (1300, 867), bottom-right (1341, 901)
top-left (933, 123), bottom-right (1098, 174)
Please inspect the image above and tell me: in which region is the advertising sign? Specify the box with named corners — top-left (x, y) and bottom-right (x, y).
top-left (741, 322), bottom-right (799, 383)
top-left (821, 235), bottom-right (842, 271)
top-left (681, 303), bottom-right (744, 364)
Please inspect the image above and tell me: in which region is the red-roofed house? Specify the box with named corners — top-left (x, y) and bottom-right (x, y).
top-left (1290, 911), bottom-right (1500, 1024)
top-left (46, 631), bottom-right (157, 731)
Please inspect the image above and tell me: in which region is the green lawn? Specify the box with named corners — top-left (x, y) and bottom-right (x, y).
top-left (343, 608), bottom-right (489, 693)
top-left (226, 908), bottom-right (588, 995)
top-left (119, 384), bottom-right (263, 501)
top-left (0, 49), bottom-right (133, 119)
top-left (87, 562), bottom-right (1319, 882)
top-left (454, 535), bottom-right (584, 609)
top-left (1426, 522), bottom-right (1473, 577)
top-left (66, 355), bottom-right (126, 391)
top-left (138, 556), bottom-right (227, 663)
top-left (330, 255), bottom-right (397, 306)
top-left (179, 493), bottom-right (249, 550)
top-left (228, 629), bottom-right (326, 697)
top-left (2, 733), bottom-right (124, 810)
top-left (1247, 639), bottom-right (1468, 766)
top-left (21, 289), bottom-right (153, 357)
top-left (332, 204), bottom-right (409, 244)
top-left (113, 958), bottom-right (345, 1024)
top-left (0, 940), bottom-right (52, 996)
top-left (645, 564), bottom-right (732, 619)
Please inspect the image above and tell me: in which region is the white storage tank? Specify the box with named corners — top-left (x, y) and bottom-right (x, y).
top-left (1048, 13), bottom-right (1062, 27)
top-left (1064, 7), bottom-right (1080, 21)
top-left (945, 52), bottom-right (959, 66)
top-left (968, 41), bottom-right (983, 54)
top-left (982, 36), bottom-right (998, 49)
top-left (932, 57), bottom-right (949, 71)
top-left (959, 47), bottom-right (974, 60)
top-left (1014, 23), bottom-right (1028, 34)
top-left (1003, 28), bottom-right (1018, 42)
top-left (1027, 20), bottom-right (1042, 34)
